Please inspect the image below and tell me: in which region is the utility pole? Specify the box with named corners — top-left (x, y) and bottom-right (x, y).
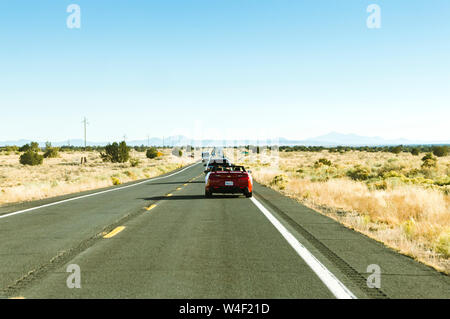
top-left (81, 117), bottom-right (89, 165)
top-left (147, 135), bottom-right (150, 147)
top-left (163, 136), bottom-right (165, 148)
top-left (82, 117), bottom-right (89, 151)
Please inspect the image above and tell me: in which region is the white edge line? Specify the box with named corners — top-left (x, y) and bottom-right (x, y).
top-left (0, 162), bottom-right (201, 220)
top-left (250, 197), bottom-right (357, 299)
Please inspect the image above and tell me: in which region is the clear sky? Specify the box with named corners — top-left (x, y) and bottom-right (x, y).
top-left (1, 1), bottom-right (449, 142)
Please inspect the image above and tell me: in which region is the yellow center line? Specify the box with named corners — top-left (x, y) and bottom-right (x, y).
top-left (166, 193), bottom-right (173, 197)
top-left (146, 204), bottom-right (157, 211)
top-left (183, 183), bottom-right (188, 186)
top-left (176, 187), bottom-right (182, 191)
top-left (103, 226), bottom-right (126, 238)
top-left (9, 296), bottom-right (25, 299)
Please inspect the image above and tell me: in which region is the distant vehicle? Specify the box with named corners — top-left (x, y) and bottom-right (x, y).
top-left (204, 157), bottom-right (231, 174)
top-left (205, 165), bottom-right (253, 198)
top-left (201, 152), bottom-right (210, 162)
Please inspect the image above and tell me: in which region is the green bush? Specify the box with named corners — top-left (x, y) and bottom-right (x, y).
top-left (129, 157), bottom-right (141, 167)
top-left (43, 142), bottom-right (59, 158)
top-left (382, 170), bottom-right (404, 179)
top-left (389, 145), bottom-right (403, 154)
top-left (19, 142), bottom-right (40, 153)
top-left (410, 148), bottom-right (420, 156)
top-left (421, 153), bottom-right (437, 168)
top-left (19, 150), bottom-right (43, 165)
top-left (5, 145), bottom-right (19, 152)
top-left (270, 174), bottom-right (288, 190)
top-left (432, 146), bottom-right (449, 157)
top-left (315, 158), bottom-right (332, 166)
top-left (146, 147), bottom-right (158, 159)
top-left (100, 141), bottom-right (130, 163)
top-left (434, 176), bottom-right (450, 186)
top-left (347, 166), bottom-right (371, 181)
top-left (118, 141), bottom-right (130, 162)
top-left (422, 153), bottom-right (435, 161)
top-left (422, 159), bottom-right (437, 169)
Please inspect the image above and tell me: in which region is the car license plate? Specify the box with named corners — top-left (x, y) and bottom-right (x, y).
top-left (225, 181), bottom-right (233, 186)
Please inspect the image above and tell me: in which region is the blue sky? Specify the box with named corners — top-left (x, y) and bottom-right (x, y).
top-left (1, 1), bottom-right (449, 142)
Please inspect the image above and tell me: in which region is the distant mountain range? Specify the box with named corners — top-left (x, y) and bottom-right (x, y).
top-left (1, 132), bottom-right (449, 147)
top-left (279, 132), bottom-right (450, 146)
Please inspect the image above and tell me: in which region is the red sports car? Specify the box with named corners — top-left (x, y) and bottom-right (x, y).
top-left (205, 165), bottom-right (253, 198)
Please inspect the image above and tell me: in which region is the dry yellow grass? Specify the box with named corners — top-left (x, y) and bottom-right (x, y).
top-left (0, 149), bottom-right (196, 206)
top-left (226, 149), bottom-right (450, 274)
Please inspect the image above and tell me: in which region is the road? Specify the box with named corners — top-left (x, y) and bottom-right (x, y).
top-left (0, 162), bottom-right (449, 299)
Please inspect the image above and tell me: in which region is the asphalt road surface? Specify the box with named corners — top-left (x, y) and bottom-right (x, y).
top-left (0, 162), bottom-right (449, 299)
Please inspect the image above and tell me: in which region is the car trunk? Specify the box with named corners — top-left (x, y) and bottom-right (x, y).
top-left (208, 172), bottom-right (249, 188)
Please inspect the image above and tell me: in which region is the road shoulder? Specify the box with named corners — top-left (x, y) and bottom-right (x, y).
top-left (253, 182), bottom-right (450, 299)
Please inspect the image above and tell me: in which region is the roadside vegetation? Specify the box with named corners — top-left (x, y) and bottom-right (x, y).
top-left (227, 146), bottom-right (450, 274)
top-left (0, 144), bottom-right (197, 206)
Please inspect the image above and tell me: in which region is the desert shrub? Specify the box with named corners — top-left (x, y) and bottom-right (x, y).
top-left (402, 218), bottom-right (416, 239)
top-left (382, 170), bottom-right (404, 179)
top-left (432, 146), bottom-right (449, 157)
top-left (146, 147), bottom-right (158, 159)
top-left (5, 145), bottom-right (19, 152)
top-left (111, 177), bottom-right (121, 185)
top-left (406, 168), bottom-right (422, 178)
top-left (129, 157), bottom-right (140, 167)
top-left (435, 176), bottom-right (450, 186)
top-left (421, 153), bottom-right (437, 168)
top-left (314, 158), bottom-right (332, 166)
top-left (376, 163), bottom-right (406, 178)
top-left (124, 170), bottom-right (137, 180)
top-left (44, 148), bottom-right (59, 158)
top-left (372, 180), bottom-right (388, 190)
top-left (435, 232), bottom-right (450, 258)
top-left (422, 153), bottom-right (436, 161)
top-left (19, 150), bottom-right (43, 166)
top-left (43, 142), bottom-right (59, 158)
top-left (410, 148), bottom-right (420, 156)
top-left (101, 141), bottom-right (130, 163)
top-left (19, 142), bottom-right (40, 152)
top-left (118, 141), bottom-right (130, 162)
top-left (347, 166), bottom-right (371, 181)
top-left (389, 145), bottom-right (403, 154)
top-left (269, 174), bottom-right (288, 190)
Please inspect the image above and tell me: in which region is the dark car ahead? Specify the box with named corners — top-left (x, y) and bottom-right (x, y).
top-left (203, 157), bottom-right (231, 174)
